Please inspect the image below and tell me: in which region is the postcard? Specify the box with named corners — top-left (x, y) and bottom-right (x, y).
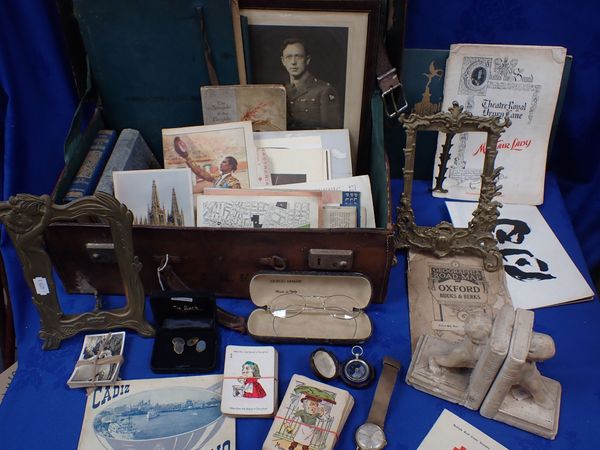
top-left (432, 44), bottom-right (567, 205)
top-left (67, 332), bottom-right (125, 388)
top-left (263, 374), bottom-right (353, 450)
top-left (113, 168), bottom-right (195, 227)
top-left (162, 121), bottom-right (258, 193)
top-left (446, 201), bottom-right (594, 309)
top-left (271, 175), bottom-right (375, 228)
top-left (77, 374), bottom-right (235, 450)
top-left (255, 129), bottom-right (352, 179)
top-left (221, 345), bottom-right (278, 417)
top-left (198, 188), bottom-right (322, 229)
top-left (262, 148), bottom-right (330, 186)
top-left (201, 84), bottom-right (287, 132)
top-left (418, 409), bottom-right (507, 450)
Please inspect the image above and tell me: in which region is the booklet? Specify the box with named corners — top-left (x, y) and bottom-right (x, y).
top-left (221, 345), bottom-right (278, 417)
top-left (432, 44), bottom-right (567, 205)
top-left (67, 332), bottom-right (125, 389)
top-left (78, 375), bottom-right (235, 450)
top-left (418, 409), bottom-right (507, 450)
top-left (446, 201), bottom-right (595, 309)
top-left (263, 374), bottom-right (353, 450)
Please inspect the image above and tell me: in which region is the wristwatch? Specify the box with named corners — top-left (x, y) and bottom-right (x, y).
top-left (354, 356), bottom-right (401, 450)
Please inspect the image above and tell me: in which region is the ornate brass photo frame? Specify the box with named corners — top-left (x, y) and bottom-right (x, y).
top-left (395, 102), bottom-right (511, 271)
top-left (0, 193), bottom-right (154, 349)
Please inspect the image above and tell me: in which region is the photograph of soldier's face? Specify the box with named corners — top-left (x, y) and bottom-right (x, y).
top-left (247, 26), bottom-right (347, 131)
top-left (281, 42), bottom-right (310, 80)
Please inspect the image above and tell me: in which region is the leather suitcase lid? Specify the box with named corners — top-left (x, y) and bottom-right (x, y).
top-left (72, 0), bottom-right (239, 156)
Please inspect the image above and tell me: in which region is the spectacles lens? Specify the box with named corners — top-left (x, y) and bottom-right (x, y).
top-left (327, 295), bottom-right (361, 319)
top-left (270, 294), bottom-right (305, 319)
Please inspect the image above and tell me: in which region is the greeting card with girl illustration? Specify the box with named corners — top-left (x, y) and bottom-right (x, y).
top-left (221, 345), bottom-right (278, 417)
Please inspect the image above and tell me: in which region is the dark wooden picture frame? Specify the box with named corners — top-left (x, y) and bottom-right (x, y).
top-left (237, 0), bottom-right (382, 173)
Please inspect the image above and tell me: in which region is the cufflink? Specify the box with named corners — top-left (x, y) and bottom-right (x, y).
top-left (172, 337), bottom-right (185, 354)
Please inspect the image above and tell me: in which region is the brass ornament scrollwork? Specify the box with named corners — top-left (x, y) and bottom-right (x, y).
top-left (0, 193), bottom-right (154, 349)
top-left (394, 102), bottom-right (511, 271)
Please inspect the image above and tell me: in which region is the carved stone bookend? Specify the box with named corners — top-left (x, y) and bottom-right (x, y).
top-left (480, 309), bottom-right (561, 439)
top-left (395, 102), bottom-right (511, 272)
top-left (0, 193), bottom-right (155, 350)
top-left (406, 305), bottom-right (515, 409)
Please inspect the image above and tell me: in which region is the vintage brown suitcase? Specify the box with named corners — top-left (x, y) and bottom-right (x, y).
top-left (45, 0), bottom-right (396, 303)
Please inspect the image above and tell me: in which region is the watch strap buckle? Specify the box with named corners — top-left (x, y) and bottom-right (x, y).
top-left (377, 69), bottom-right (408, 119)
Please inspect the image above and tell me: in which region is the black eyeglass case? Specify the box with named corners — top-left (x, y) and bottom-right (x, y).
top-left (150, 290), bottom-right (218, 373)
top-left (247, 271), bottom-right (373, 344)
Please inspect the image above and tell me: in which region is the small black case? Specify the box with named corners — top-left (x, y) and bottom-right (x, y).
top-left (150, 291), bottom-right (218, 373)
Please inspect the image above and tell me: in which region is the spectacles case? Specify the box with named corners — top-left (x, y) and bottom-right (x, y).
top-left (248, 271), bottom-right (373, 344)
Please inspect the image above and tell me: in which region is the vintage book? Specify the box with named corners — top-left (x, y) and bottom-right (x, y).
top-left (198, 188), bottom-right (322, 229)
top-left (406, 250), bottom-right (512, 351)
top-left (262, 374), bottom-right (354, 450)
top-left (431, 44), bottom-right (567, 205)
top-left (254, 129), bottom-right (352, 180)
top-left (94, 129), bottom-right (161, 196)
top-left (162, 121), bottom-right (258, 194)
top-left (67, 332), bottom-right (125, 389)
top-left (417, 409), bottom-right (508, 450)
top-left (201, 84), bottom-right (287, 131)
top-left (77, 374), bottom-right (236, 449)
top-left (221, 345), bottom-right (278, 417)
top-left (63, 129), bottom-right (117, 202)
top-left (113, 168), bottom-right (196, 227)
top-left (446, 201), bottom-right (594, 309)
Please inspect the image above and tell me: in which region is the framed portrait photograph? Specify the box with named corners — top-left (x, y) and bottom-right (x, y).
top-left (238, 0), bottom-right (382, 172)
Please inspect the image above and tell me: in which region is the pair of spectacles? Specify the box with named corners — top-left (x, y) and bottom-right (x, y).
top-left (265, 293), bottom-right (361, 320)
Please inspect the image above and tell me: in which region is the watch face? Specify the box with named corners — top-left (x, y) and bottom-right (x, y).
top-left (343, 359), bottom-right (369, 383)
top-left (355, 422), bottom-right (386, 449)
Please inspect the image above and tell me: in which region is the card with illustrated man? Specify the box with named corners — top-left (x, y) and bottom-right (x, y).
top-left (263, 374), bottom-right (353, 450)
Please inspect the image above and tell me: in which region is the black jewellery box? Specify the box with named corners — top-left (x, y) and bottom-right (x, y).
top-left (150, 291), bottom-right (217, 373)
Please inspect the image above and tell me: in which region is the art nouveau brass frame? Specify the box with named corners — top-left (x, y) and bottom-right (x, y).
top-left (0, 193), bottom-right (154, 349)
top-left (395, 102), bottom-right (511, 271)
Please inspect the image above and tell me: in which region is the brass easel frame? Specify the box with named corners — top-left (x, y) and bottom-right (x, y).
top-left (395, 102), bottom-right (511, 271)
top-left (0, 193), bottom-right (154, 349)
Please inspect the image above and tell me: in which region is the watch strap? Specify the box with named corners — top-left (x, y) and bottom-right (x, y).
top-left (366, 356), bottom-right (401, 428)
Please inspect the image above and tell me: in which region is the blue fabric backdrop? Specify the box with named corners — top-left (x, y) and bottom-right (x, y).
top-left (401, 0), bottom-right (600, 273)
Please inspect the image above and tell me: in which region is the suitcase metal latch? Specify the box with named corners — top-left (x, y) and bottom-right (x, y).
top-left (308, 249), bottom-right (353, 271)
top-left (86, 242), bottom-right (116, 263)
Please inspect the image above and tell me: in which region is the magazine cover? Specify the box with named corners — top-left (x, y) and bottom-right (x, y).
top-left (78, 375), bottom-right (235, 450)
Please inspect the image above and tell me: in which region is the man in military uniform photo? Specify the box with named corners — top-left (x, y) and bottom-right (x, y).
top-left (280, 38), bottom-right (343, 130)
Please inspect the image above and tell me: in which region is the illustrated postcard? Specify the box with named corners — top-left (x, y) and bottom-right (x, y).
top-left (221, 345), bottom-right (278, 417)
top-left (113, 168), bottom-right (195, 227)
top-left (78, 375), bottom-right (235, 450)
top-left (263, 374), bottom-right (353, 450)
top-left (68, 332), bottom-right (125, 388)
top-left (201, 84), bottom-right (287, 132)
top-left (162, 121), bottom-right (258, 193)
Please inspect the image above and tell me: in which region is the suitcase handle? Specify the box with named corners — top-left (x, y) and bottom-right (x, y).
top-left (259, 256), bottom-right (287, 271)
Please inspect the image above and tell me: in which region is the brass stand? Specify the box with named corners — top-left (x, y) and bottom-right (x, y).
top-left (0, 193), bottom-right (154, 349)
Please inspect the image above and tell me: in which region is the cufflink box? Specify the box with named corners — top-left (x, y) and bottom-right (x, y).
top-left (150, 291), bottom-right (218, 373)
